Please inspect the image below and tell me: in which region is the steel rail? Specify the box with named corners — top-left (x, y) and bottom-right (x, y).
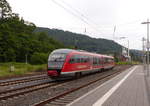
top-left (33, 70), bottom-right (123, 106)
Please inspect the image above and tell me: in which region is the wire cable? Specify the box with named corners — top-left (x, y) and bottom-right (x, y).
top-left (51, 0), bottom-right (102, 34)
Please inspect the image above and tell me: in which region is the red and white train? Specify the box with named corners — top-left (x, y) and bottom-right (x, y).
top-left (47, 49), bottom-right (115, 78)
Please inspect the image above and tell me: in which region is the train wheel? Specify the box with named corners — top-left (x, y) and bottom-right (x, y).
top-left (75, 72), bottom-right (82, 78)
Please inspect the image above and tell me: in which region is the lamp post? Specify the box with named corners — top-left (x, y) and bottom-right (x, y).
top-left (142, 19), bottom-right (150, 76)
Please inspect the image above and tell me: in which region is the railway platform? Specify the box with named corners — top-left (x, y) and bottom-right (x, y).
top-left (67, 65), bottom-right (150, 106)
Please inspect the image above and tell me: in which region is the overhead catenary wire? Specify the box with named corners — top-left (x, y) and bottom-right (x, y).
top-left (51, 0), bottom-right (102, 35)
top-left (50, 0), bottom-right (144, 43)
top-left (60, 0), bottom-right (99, 27)
top-left (59, 0), bottom-right (139, 30)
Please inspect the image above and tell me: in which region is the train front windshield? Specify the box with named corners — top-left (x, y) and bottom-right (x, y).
top-left (48, 53), bottom-right (67, 69)
top-left (48, 53), bottom-right (67, 62)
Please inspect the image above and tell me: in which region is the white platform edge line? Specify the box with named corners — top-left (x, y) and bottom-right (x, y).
top-left (67, 65), bottom-right (137, 106)
top-left (93, 66), bottom-right (137, 106)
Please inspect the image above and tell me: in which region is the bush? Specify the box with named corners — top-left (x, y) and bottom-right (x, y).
top-left (116, 61), bottom-right (140, 65)
top-left (116, 62), bottom-right (132, 65)
top-left (30, 52), bottom-right (48, 64)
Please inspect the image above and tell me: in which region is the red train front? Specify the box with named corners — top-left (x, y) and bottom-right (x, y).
top-left (47, 49), bottom-right (115, 78)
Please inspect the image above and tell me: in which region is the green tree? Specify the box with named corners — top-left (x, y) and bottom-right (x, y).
top-left (30, 52), bottom-right (48, 64)
top-left (0, 0), bottom-right (67, 63)
top-left (0, 0), bottom-right (12, 19)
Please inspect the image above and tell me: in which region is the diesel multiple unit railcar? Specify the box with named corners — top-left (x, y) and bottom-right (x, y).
top-left (47, 49), bottom-right (115, 78)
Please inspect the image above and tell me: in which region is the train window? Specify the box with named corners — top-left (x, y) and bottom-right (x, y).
top-left (82, 56), bottom-right (86, 63)
top-left (69, 58), bottom-right (75, 63)
top-left (69, 55), bottom-right (81, 63)
top-left (88, 56), bottom-right (92, 62)
top-left (48, 53), bottom-right (67, 62)
top-left (97, 58), bottom-right (100, 65)
top-left (77, 58), bottom-right (81, 63)
top-left (80, 55), bottom-right (84, 63)
top-left (98, 58), bottom-right (102, 64)
top-left (84, 56), bottom-right (90, 63)
top-left (104, 58), bottom-right (108, 64)
top-left (69, 55), bottom-right (77, 63)
top-left (93, 57), bottom-right (96, 64)
top-left (69, 55), bottom-right (91, 64)
top-left (81, 55), bottom-right (88, 63)
top-left (103, 58), bottom-right (114, 63)
top-left (76, 55), bottom-right (86, 63)
top-left (93, 57), bottom-right (99, 65)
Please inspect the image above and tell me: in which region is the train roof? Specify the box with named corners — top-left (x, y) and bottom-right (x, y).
top-left (51, 49), bottom-right (114, 58)
top-left (51, 49), bottom-right (76, 54)
top-left (101, 55), bottom-right (114, 59)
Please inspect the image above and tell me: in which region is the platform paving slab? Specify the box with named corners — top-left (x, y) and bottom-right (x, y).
top-left (67, 65), bottom-right (150, 106)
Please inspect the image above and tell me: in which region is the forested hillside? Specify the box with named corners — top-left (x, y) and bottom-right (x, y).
top-left (35, 27), bottom-right (122, 54)
top-left (0, 0), bottom-right (65, 64)
top-left (35, 28), bottom-right (144, 62)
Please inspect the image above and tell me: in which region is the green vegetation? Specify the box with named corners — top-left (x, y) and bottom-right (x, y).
top-left (116, 61), bottom-right (140, 65)
top-left (0, 0), bottom-right (143, 66)
top-left (35, 28), bottom-right (144, 62)
top-left (30, 52), bottom-right (48, 64)
top-left (0, 0), bottom-right (66, 64)
top-left (0, 0), bottom-right (143, 78)
top-left (35, 27), bottom-right (123, 54)
top-left (0, 62), bottom-right (46, 77)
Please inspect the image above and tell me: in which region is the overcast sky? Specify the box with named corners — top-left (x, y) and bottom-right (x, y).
top-left (7, 0), bottom-right (150, 50)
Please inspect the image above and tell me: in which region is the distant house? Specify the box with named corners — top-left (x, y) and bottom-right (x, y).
top-left (120, 55), bottom-right (131, 62)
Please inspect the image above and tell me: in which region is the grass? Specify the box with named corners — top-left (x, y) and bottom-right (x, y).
top-left (0, 62), bottom-right (47, 78)
top-left (116, 61), bottom-right (140, 65)
top-left (0, 61), bottom-right (140, 78)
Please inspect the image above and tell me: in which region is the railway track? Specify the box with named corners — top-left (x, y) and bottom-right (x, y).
top-left (0, 74), bottom-right (48, 86)
top-left (0, 80), bottom-right (68, 101)
top-left (33, 68), bottom-right (127, 106)
top-left (0, 69), bottom-right (117, 102)
top-left (0, 65), bottom-right (132, 106)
